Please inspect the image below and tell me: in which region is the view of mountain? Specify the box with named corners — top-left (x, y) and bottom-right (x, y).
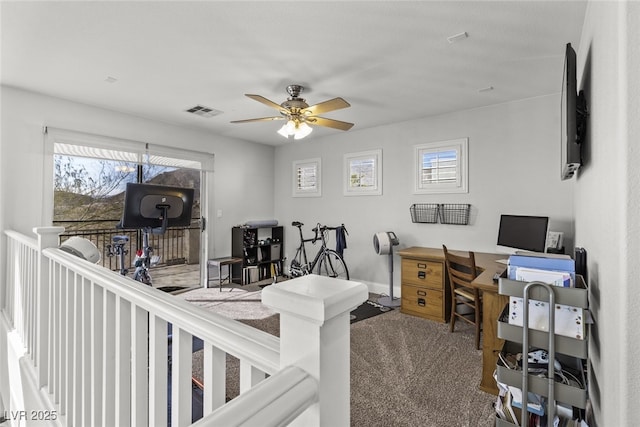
top-left (54, 168), bottom-right (201, 226)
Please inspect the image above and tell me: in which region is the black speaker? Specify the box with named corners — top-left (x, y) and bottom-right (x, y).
top-left (575, 247), bottom-right (587, 283)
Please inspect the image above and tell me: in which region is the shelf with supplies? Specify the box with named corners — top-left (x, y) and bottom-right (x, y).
top-left (497, 274), bottom-right (589, 359)
top-left (232, 225), bottom-right (284, 284)
top-left (494, 272), bottom-right (590, 427)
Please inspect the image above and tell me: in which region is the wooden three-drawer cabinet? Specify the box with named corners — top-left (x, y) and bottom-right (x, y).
top-left (398, 247), bottom-right (451, 323)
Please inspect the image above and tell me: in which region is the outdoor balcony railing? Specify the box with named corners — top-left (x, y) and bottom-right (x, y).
top-left (53, 220), bottom-right (200, 271)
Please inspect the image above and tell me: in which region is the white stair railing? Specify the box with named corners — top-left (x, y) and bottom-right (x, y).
top-left (1, 227), bottom-right (368, 427)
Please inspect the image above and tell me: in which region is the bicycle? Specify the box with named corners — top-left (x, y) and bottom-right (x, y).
top-left (289, 221), bottom-right (349, 280)
top-left (106, 228), bottom-right (159, 285)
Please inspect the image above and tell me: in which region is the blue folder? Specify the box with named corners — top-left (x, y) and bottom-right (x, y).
top-left (507, 254), bottom-right (575, 282)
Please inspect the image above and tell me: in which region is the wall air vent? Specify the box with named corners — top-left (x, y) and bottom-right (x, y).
top-left (185, 105), bottom-right (222, 118)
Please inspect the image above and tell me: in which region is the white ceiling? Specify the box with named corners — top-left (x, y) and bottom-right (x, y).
top-left (1, 1), bottom-right (587, 146)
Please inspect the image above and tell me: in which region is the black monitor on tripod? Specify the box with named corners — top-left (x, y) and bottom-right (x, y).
top-left (120, 183), bottom-right (195, 234)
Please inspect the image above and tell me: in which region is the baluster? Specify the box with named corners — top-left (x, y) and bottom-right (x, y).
top-left (49, 260), bottom-right (60, 403)
top-left (102, 290), bottom-right (116, 426)
top-left (59, 265), bottom-right (68, 414)
top-left (149, 314), bottom-right (168, 427)
top-left (239, 360), bottom-right (266, 393)
top-left (115, 296), bottom-right (132, 426)
top-left (4, 239), bottom-right (14, 323)
top-left (131, 304), bottom-right (149, 426)
top-left (202, 343), bottom-right (226, 414)
top-left (24, 245), bottom-right (32, 357)
top-left (70, 271), bottom-right (82, 424)
top-left (91, 285), bottom-right (104, 426)
top-left (64, 268), bottom-right (75, 419)
top-left (29, 246), bottom-right (38, 362)
top-left (171, 326), bottom-right (193, 427)
top-left (80, 277), bottom-right (92, 426)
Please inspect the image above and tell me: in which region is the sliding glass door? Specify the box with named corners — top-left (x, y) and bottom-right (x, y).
top-left (47, 128), bottom-right (210, 288)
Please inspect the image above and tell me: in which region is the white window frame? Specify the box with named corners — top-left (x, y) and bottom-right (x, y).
top-left (343, 149), bottom-right (382, 196)
top-left (413, 138), bottom-right (468, 194)
top-left (292, 158), bottom-right (322, 197)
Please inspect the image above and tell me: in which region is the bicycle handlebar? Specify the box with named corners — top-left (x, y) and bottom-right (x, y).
top-left (292, 221), bottom-right (348, 244)
top-left (312, 223), bottom-right (348, 234)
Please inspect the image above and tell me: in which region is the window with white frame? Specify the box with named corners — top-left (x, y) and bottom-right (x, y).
top-left (42, 127), bottom-right (214, 278)
top-left (414, 138), bottom-right (468, 194)
top-left (292, 158), bottom-right (321, 197)
top-left (344, 149), bottom-right (382, 196)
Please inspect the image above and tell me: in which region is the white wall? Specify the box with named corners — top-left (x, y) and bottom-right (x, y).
top-left (574, 1), bottom-right (640, 425)
top-left (274, 95), bottom-right (574, 292)
top-left (0, 86), bottom-right (276, 258)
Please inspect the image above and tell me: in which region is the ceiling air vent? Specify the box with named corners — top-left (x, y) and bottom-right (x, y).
top-left (185, 105), bottom-right (222, 118)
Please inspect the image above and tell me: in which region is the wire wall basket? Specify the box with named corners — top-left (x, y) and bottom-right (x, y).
top-left (410, 204), bottom-right (440, 224)
top-left (410, 203), bottom-right (471, 225)
top-left (439, 203), bottom-right (471, 225)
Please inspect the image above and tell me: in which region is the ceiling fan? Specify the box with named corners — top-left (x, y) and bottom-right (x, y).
top-left (230, 84), bottom-right (354, 139)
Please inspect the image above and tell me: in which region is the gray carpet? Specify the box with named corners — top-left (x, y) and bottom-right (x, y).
top-left (179, 285), bottom-right (496, 426)
top-left (349, 308), bottom-right (496, 426)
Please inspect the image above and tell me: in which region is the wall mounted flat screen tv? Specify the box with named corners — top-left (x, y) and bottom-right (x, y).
top-left (496, 214), bottom-right (549, 254)
top-left (120, 183), bottom-right (194, 232)
top-left (561, 42), bottom-right (588, 180)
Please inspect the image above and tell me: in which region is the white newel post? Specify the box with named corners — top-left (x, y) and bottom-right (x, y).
top-left (33, 226), bottom-right (65, 388)
top-left (262, 275), bottom-right (368, 427)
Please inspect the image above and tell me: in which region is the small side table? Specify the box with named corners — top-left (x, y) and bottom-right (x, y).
top-left (206, 257), bottom-right (243, 291)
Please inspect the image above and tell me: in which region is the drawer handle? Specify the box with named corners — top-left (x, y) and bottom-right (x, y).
top-left (417, 263), bottom-right (427, 269)
top-left (418, 271), bottom-right (426, 279)
top-left (417, 297), bottom-right (426, 307)
top-left (417, 290), bottom-right (427, 296)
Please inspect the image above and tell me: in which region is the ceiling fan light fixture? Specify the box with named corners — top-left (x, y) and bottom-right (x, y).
top-left (277, 122), bottom-right (292, 138)
top-left (277, 119), bottom-right (313, 140)
top-left (234, 85), bottom-right (353, 138)
top-left (294, 122), bottom-right (313, 140)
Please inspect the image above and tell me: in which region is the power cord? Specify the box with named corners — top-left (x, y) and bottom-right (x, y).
top-left (498, 351), bottom-right (585, 389)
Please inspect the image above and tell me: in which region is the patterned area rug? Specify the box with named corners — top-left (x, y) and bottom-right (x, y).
top-left (178, 283), bottom-right (276, 321)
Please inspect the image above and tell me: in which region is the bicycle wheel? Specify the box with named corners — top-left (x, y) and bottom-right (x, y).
top-left (134, 267), bottom-right (153, 286)
top-left (316, 250), bottom-right (349, 280)
top-left (290, 259), bottom-right (304, 277)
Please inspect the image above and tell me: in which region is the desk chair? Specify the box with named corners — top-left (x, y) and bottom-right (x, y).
top-left (443, 245), bottom-right (482, 350)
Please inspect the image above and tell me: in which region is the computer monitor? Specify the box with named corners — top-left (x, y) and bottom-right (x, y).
top-left (120, 183), bottom-right (194, 234)
top-left (496, 214), bottom-right (549, 254)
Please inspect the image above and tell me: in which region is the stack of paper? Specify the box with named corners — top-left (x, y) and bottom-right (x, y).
top-left (514, 267), bottom-right (572, 287)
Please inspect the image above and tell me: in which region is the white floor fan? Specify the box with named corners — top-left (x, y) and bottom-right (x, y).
top-left (373, 231), bottom-right (400, 307)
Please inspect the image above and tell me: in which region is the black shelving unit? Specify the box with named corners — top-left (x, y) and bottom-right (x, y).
top-left (231, 225), bottom-right (284, 284)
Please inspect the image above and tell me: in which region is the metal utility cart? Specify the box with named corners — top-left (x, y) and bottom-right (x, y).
top-left (495, 275), bottom-right (589, 427)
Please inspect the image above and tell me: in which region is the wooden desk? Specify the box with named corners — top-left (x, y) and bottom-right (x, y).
top-left (398, 247), bottom-right (507, 395)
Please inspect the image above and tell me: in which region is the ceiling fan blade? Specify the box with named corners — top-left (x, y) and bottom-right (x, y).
top-left (245, 94), bottom-right (287, 112)
top-left (303, 97), bottom-right (351, 116)
top-left (230, 116), bottom-right (284, 124)
top-left (308, 116), bottom-right (354, 131)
